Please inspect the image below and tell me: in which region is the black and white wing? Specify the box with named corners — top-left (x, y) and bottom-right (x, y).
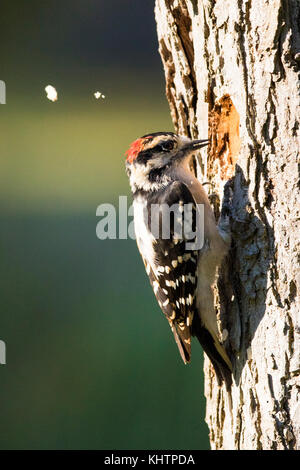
top-left (136, 181), bottom-right (200, 364)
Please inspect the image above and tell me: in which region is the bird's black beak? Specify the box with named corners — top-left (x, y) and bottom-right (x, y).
top-left (172, 138), bottom-right (209, 164)
top-left (180, 139), bottom-right (209, 155)
top-left (190, 139), bottom-right (209, 149)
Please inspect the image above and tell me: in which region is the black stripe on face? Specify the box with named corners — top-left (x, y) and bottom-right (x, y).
top-left (148, 165), bottom-right (170, 182)
top-left (136, 148), bottom-right (155, 165)
top-left (136, 138), bottom-right (176, 166)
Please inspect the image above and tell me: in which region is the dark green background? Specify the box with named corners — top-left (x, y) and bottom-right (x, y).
top-left (0, 0), bottom-right (209, 449)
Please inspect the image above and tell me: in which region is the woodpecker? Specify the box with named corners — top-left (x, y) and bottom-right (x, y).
top-left (125, 132), bottom-right (232, 386)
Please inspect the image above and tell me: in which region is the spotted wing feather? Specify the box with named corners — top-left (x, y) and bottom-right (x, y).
top-left (143, 181), bottom-right (200, 363)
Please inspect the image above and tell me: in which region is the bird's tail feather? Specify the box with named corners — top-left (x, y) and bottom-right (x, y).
top-left (191, 317), bottom-right (232, 391)
top-left (170, 321), bottom-right (191, 364)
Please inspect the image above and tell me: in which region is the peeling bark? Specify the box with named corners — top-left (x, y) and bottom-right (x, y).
top-left (155, 0), bottom-right (300, 450)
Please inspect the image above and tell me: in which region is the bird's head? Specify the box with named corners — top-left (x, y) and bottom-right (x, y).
top-left (125, 132), bottom-right (208, 193)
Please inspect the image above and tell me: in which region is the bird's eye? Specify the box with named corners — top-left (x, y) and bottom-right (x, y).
top-left (161, 141), bottom-right (175, 151)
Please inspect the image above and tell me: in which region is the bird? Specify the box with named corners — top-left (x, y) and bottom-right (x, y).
top-left (125, 131), bottom-right (232, 387)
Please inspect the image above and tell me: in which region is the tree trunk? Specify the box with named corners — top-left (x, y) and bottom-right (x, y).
top-left (155, 0), bottom-right (300, 450)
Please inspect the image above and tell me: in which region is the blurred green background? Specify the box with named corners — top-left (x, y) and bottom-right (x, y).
top-left (0, 0), bottom-right (209, 449)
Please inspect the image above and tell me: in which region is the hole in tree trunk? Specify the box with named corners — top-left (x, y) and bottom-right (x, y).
top-left (209, 95), bottom-right (241, 180)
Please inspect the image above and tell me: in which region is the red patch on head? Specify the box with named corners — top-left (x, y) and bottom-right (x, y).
top-left (125, 136), bottom-right (152, 163)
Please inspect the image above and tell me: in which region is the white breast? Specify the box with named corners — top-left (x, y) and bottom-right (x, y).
top-left (133, 197), bottom-right (156, 270)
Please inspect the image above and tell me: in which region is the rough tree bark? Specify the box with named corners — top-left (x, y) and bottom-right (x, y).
top-left (155, 0), bottom-right (300, 450)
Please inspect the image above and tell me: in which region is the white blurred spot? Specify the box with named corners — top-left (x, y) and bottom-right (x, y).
top-left (45, 85), bottom-right (58, 102)
top-left (94, 91), bottom-right (106, 100)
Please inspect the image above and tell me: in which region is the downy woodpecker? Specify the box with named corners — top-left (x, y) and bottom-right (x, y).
top-left (125, 132), bottom-right (232, 386)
